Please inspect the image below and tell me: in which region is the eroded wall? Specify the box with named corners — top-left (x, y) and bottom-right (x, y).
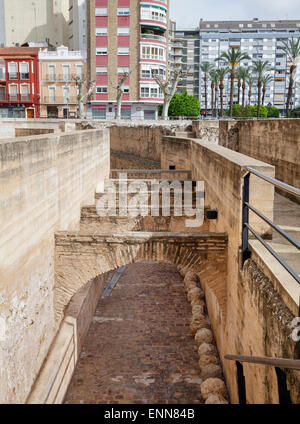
top-left (0, 129), bottom-right (110, 403)
top-left (160, 136), bottom-right (300, 403)
top-left (219, 119), bottom-right (300, 202)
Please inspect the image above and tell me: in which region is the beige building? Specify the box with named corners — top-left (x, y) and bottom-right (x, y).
top-left (39, 45), bottom-right (86, 118)
top-left (0, 0), bottom-right (69, 47)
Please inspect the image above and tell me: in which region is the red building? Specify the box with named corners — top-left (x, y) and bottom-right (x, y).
top-left (0, 47), bottom-right (41, 118)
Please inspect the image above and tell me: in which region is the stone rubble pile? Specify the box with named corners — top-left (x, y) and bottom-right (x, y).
top-left (177, 266), bottom-right (229, 405)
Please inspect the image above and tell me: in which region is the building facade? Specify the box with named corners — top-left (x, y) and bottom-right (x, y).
top-left (87, 0), bottom-right (169, 120)
top-left (199, 19), bottom-right (300, 113)
top-left (39, 45), bottom-right (85, 118)
top-left (0, 47), bottom-right (40, 118)
top-left (69, 0), bottom-right (87, 53)
top-left (169, 22), bottom-right (199, 97)
top-left (0, 0), bottom-right (69, 48)
top-left (170, 19), bottom-right (300, 114)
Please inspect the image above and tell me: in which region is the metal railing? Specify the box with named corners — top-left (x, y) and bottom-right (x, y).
top-left (242, 167), bottom-right (300, 284)
top-left (41, 96), bottom-right (77, 104)
top-left (140, 34), bottom-right (166, 43)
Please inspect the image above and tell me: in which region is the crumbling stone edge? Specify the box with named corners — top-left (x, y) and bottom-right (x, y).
top-left (177, 265), bottom-right (230, 404)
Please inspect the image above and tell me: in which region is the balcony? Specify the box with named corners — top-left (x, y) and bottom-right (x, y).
top-left (140, 33), bottom-right (166, 43)
top-left (0, 72), bottom-right (5, 81)
top-left (0, 92), bottom-right (6, 101)
top-left (9, 94), bottom-right (18, 101)
top-left (20, 95), bottom-right (30, 102)
top-left (43, 74), bottom-right (71, 82)
top-left (42, 96), bottom-right (77, 104)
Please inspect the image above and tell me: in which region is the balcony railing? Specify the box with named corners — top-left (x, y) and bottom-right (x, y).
top-left (8, 73), bottom-right (18, 80)
top-left (0, 93), bottom-right (6, 101)
top-left (20, 95), bottom-right (30, 101)
top-left (0, 72), bottom-right (5, 81)
top-left (9, 94), bottom-right (18, 101)
top-left (43, 74), bottom-right (72, 82)
top-left (140, 33), bottom-right (166, 43)
top-left (42, 96), bottom-right (77, 104)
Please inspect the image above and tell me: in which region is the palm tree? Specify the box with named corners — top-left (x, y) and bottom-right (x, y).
top-left (213, 71), bottom-right (219, 116)
top-left (252, 60), bottom-right (271, 117)
top-left (216, 67), bottom-right (229, 117)
top-left (236, 68), bottom-right (243, 105)
top-left (246, 75), bottom-right (256, 105)
top-left (209, 68), bottom-right (216, 116)
top-left (280, 38), bottom-right (300, 117)
top-left (238, 67), bottom-right (250, 107)
top-left (216, 48), bottom-right (250, 117)
top-left (200, 62), bottom-right (212, 116)
top-left (261, 74), bottom-right (274, 106)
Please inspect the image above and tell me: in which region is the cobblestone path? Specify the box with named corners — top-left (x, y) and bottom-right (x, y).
top-left (64, 263), bottom-right (203, 404)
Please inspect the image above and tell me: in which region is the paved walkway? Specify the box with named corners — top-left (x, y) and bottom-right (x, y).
top-left (272, 193), bottom-right (300, 276)
top-left (64, 263), bottom-right (203, 404)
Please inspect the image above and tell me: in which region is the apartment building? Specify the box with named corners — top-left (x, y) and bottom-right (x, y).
top-left (0, 0), bottom-right (69, 48)
top-left (198, 19), bottom-right (300, 112)
top-left (0, 47), bottom-right (40, 118)
top-left (69, 0), bottom-right (87, 53)
top-left (169, 22), bottom-right (199, 97)
top-left (39, 45), bottom-right (85, 118)
top-left (86, 0), bottom-right (169, 120)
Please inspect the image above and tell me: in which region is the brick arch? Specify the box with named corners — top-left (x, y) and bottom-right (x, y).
top-left (54, 231), bottom-right (228, 323)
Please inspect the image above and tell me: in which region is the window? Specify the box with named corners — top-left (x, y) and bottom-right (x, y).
top-left (9, 84), bottom-right (18, 101)
top-left (96, 66), bottom-right (108, 75)
top-left (48, 65), bottom-right (55, 82)
top-left (20, 84), bottom-right (30, 101)
top-left (48, 86), bottom-right (55, 102)
top-left (0, 64), bottom-right (5, 81)
top-left (123, 85), bottom-right (129, 93)
top-left (96, 86), bottom-right (108, 93)
top-left (118, 27), bottom-right (130, 36)
top-left (76, 64), bottom-right (83, 79)
top-left (96, 47), bottom-right (108, 55)
top-left (141, 46), bottom-right (165, 61)
top-left (8, 62), bottom-right (18, 80)
top-left (141, 86), bottom-right (150, 97)
top-left (95, 7), bottom-right (107, 16)
top-left (117, 7), bottom-right (130, 16)
top-left (0, 86), bottom-right (6, 101)
top-left (20, 62), bottom-right (29, 80)
top-left (96, 27), bottom-right (107, 36)
top-left (63, 86), bottom-right (69, 102)
top-left (62, 65), bottom-right (70, 82)
top-left (118, 47), bottom-right (130, 55)
top-left (118, 67), bottom-right (130, 74)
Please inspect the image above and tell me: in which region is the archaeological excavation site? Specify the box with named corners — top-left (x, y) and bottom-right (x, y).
top-left (0, 118), bottom-right (300, 405)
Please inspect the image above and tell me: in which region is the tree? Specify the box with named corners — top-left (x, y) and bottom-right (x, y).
top-left (261, 74), bottom-right (273, 106)
top-left (200, 62), bottom-right (212, 116)
top-left (168, 91), bottom-right (200, 118)
top-left (154, 69), bottom-right (183, 120)
top-left (280, 38), bottom-right (300, 117)
top-left (267, 106), bottom-right (280, 118)
top-left (73, 75), bottom-right (95, 119)
top-left (216, 67), bottom-right (229, 117)
top-left (238, 67), bottom-right (250, 107)
top-left (115, 72), bottom-right (129, 119)
top-left (246, 75), bottom-right (256, 105)
top-left (236, 67), bottom-right (244, 105)
top-left (209, 68), bottom-right (217, 116)
top-left (216, 48), bottom-right (250, 117)
top-left (252, 60), bottom-right (271, 117)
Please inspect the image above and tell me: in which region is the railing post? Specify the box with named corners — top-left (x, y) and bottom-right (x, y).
top-left (242, 173), bottom-right (251, 265)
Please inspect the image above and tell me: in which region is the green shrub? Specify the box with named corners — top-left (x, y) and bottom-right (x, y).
top-left (267, 106), bottom-right (280, 118)
top-left (169, 91), bottom-right (200, 117)
top-left (290, 107), bottom-right (300, 118)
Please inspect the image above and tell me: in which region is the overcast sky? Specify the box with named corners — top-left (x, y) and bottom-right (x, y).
top-left (170, 0), bottom-right (300, 28)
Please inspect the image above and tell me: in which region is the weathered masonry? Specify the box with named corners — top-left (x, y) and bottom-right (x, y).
top-left (0, 119), bottom-right (299, 404)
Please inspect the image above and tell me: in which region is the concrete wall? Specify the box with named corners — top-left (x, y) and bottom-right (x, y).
top-left (160, 136), bottom-right (300, 403)
top-left (0, 119), bottom-right (78, 139)
top-left (0, 129), bottom-right (110, 403)
top-left (219, 119), bottom-right (300, 202)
